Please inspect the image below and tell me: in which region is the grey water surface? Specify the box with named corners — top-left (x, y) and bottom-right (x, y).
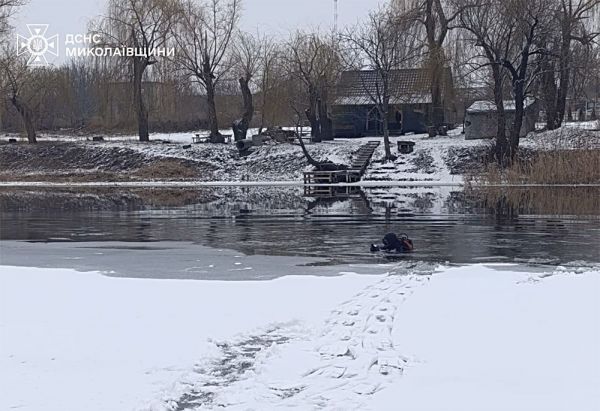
top-left (1, 186), bottom-right (598, 279)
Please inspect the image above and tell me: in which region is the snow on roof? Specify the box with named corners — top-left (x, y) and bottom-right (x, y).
top-left (335, 93), bottom-right (432, 106)
top-left (467, 98), bottom-right (536, 113)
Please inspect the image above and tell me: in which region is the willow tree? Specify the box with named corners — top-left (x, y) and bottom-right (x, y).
top-left (98, 0), bottom-right (177, 142)
top-left (392, 0), bottom-right (468, 131)
top-left (231, 31), bottom-right (262, 141)
top-left (286, 31), bottom-right (341, 142)
top-left (172, 0), bottom-right (240, 142)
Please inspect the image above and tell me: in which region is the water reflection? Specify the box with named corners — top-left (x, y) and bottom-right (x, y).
top-left (0, 186), bottom-right (598, 264)
top-left (474, 187), bottom-right (600, 216)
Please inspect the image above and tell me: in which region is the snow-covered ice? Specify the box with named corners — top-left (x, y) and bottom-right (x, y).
top-left (1, 262), bottom-right (599, 411)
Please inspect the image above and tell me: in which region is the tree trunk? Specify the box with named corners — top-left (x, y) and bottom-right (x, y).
top-left (382, 117), bottom-right (392, 161)
top-left (305, 108), bottom-right (320, 142)
top-left (205, 75), bottom-right (220, 141)
top-left (510, 86), bottom-right (525, 158)
top-left (381, 99), bottom-right (393, 161)
top-left (423, 0), bottom-right (448, 131)
top-left (317, 98), bottom-right (333, 141)
top-left (540, 19), bottom-right (573, 130)
top-left (491, 65), bottom-right (509, 166)
top-left (233, 75), bottom-right (253, 141)
top-left (306, 87), bottom-right (321, 142)
top-left (540, 53), bottom-right (559, 130)
top-left (259, 89), bottom-right (267, 134)
top-left (296, 133), bottom-right (321, 167)
top-left (429, 45), bottom-right (445, 129)
top-left (133, 57), bottom-right (149, 142)
top-left (202, 56), bottom-right (221, 141)
top-left (259, 67), bottom-right (270, 134)
top-left (555, 21), bottom-right (572, 128)
top-left (11, 96), bottom-right (37, 144)
top-left (431, 79), bottom-right (444, 129)
top-left (507, 40), bottom-right (534, 160)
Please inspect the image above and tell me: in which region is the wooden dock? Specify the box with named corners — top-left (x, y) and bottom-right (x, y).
top-left (303, 141), bottom-right (380, 196)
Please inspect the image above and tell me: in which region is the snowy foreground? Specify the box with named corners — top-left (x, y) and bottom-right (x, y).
top-left (1, 263), bottom-right (599, 411)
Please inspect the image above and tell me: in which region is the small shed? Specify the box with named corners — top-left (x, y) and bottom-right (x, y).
top-left (464, 99), bottom-right (538, 140)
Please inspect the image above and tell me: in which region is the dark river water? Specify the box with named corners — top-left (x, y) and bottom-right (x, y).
top-left (1, 186), bottom-right (599, 266)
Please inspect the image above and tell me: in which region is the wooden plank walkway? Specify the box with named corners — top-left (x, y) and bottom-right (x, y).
top-left (347, 141), bottom-right (380, 180)
top-left (303, 141), bottom-right (380, 196)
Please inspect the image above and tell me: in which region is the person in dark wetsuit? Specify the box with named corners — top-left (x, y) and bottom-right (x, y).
top-left (371, 233), bottom-right (414, 253)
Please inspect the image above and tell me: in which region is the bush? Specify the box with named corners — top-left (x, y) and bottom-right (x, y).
top-left (477, 149), bottom-right (600, 185)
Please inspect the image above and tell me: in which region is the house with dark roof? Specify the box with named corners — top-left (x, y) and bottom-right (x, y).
top-left (331, 68), bottom-right (455, 137)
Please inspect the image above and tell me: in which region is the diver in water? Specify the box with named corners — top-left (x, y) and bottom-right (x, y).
top-left (370, 233), bottom-right (414, 253)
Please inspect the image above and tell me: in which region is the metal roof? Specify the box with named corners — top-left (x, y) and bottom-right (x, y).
top-left (334, 68), bottom-right (451, 106)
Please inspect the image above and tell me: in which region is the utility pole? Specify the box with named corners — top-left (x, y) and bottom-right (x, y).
top-left (333, 0), bottom-right (338, 33)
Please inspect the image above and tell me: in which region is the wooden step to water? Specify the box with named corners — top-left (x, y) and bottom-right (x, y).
top-left (304, 141), bottom-right (380, 190)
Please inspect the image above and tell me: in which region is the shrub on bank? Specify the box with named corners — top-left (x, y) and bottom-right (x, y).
top-left (478, 149), bottom-right (600, 185)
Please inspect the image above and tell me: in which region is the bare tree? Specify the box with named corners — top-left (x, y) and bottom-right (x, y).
top-left (500, 1), bottom-right (550, 155)
top-left (540, 0), bottom-right (600, 129)
top-left (97, 0), bottom-right (177, 142)
top-left (342, 6), bottom-right (421, 161)
top-left (285, 31), bottom-right (341, 142)
top-left (256, 36), bottom-right (279, 133)
top-left (457, 0), bottom-right (552, 164)
top-left (0, 1), bottom-right (31, 140)
top-left (456, 0), bottom-right (509, 162)
top-left (0, 48), bottom-right (38, 143)
top-left (392, 0), bottom-right (472, 132)
top-left (0, 0), bottom-right (24, 37)
top-left (172, 0), bottom-right (240, 142)
top-left (231, 31), bottom-right (261, 141)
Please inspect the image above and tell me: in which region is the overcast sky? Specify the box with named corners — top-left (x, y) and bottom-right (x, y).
top-left (14, 0), bottom-right (384, 42)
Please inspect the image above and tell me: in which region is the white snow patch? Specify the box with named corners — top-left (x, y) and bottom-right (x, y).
top-left (359, 132), bottom-right (480, 185)
top-left (2, 261), bottom-right (599, 411)
top-left (148, 263), bottom-right (599, 410)
top-left (0, 265), bottom-right (378, 411)
top-left (521, 127), bottom-right (600, 150)
top-left (373, 264), bottom-right (600, 411)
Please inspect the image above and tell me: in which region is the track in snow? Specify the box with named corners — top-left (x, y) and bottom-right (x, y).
top-left (146, 262), bottom-right (438, 410)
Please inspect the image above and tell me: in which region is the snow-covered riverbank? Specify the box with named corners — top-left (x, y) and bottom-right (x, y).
top-left (1, 125), bottom-right (599, 187)
top-left (1, 261), bottom-right (598, 411)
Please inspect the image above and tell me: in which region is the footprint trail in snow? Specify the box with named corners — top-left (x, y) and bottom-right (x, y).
top-left (270, 262), bottom-right (436, 409)
top-left (146, 261), bottom-right (439, 410)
